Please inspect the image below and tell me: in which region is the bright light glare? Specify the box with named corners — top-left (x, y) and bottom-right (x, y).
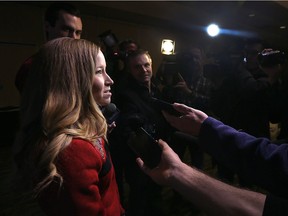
top-left (163, 41), bottom-right (173, 52)
top-left (161, 39), bottom-right (175, 55)
top-left (207, 24), bottom-right (220, 37)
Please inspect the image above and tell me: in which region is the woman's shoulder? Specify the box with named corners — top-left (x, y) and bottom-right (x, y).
top-left (59, 138), bottom-right (105, 164)
top-left (69, 138), bottom-right (97, 150)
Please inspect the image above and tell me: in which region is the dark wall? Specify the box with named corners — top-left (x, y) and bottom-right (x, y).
top-left (0, 1), bottom-right (241, 107)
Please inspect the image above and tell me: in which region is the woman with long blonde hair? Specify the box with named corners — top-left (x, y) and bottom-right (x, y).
top-left (14, 37), bottom-right (124, 216)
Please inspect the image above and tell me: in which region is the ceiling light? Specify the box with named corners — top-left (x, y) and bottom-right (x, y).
top-left (207, 24), bottom-right (220, 37)
top-left (161, 39), bottom-right (175, 55)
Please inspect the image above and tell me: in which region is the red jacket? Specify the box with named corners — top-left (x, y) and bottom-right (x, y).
top-left (39, 138), bottom-right (124, 216)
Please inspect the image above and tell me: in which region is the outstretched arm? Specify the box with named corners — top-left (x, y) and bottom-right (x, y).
top-left (163, 103), bottom-right (288, 195)
top-left (137, 139), bottom-right (265, 216)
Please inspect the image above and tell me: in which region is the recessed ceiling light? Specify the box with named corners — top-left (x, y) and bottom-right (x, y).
top-left (280, 26), bottom-right (286, 29)
top-left (206, 24), bottom-right (220, 37)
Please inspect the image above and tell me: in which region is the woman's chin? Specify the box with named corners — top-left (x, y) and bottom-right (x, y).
top-left (99, 99), bottom-right (111, 107)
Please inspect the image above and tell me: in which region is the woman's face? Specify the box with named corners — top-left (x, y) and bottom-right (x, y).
top-left (92, 50), bottom-right (114, 106)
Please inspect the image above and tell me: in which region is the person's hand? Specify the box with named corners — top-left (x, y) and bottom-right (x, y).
top-left (162, 103), bottom-right (208, 136)
top-left (107, 121), bottom-right (116, 134)
top-left (136, 139), bottom-right (182, 186)
top-left (173, 81), bottom-right (192, 94)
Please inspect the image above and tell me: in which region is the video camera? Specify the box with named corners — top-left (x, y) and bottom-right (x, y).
top-left (98, 30), bottom-right (132, 61)
top-left (257, 49), bottom-right (286, 67)
top-left (156, 55), bottom-right (185, 86)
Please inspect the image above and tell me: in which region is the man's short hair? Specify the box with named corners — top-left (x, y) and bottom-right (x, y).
top-left (127, 49), bottom-right (151, 63)
top-left (45, 2), bottom-right (81, 26)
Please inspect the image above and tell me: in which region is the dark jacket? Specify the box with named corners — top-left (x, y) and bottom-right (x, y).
top-left (115, 74), bottom-right (172, 142)
top-left (109, 74), bottom-right (172, 216)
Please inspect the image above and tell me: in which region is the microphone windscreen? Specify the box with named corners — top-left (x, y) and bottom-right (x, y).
top-left (104, 103), bottom-right (117, 116)
top-left (102, 103), bottom-right (117, 118)
top-left (102, 103), bottom-right (120, 124)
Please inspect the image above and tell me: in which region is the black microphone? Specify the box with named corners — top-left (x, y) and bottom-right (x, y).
top-left (101, 103), bottom-right (120, 124)
top-left (102, 103), bottom-right (117, 115)
top-left (127, 114), bottom-right (146, 131)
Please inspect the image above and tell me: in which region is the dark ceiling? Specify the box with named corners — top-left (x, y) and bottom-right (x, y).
top-left (80, 1), bottom-right (288, 50)
top-left (18, 1), bottom-right (288, 50)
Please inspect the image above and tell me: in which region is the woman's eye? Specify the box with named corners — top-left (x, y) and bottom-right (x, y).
top-left (96, 69), bottom-right (103, 74)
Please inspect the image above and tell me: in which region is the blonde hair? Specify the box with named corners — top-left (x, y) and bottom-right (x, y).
top-left (15, 37), bottom-right (107, 194)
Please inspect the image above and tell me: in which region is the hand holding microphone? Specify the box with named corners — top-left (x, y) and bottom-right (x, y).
top-left (101, 103), bottom-right (120, 133)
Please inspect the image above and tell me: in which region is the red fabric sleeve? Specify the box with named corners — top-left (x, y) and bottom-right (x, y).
top-left (38, 138), bottom-right (124, 216)
top-left (57, 139), bottom-right (107, 216)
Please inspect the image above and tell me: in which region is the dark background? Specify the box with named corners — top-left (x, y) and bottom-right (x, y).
top-left (1, 1), bottom-right (288, 107)
top-left (0, 2), bottom-right (285, 215)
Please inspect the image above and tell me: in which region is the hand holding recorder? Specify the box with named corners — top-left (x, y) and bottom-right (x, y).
top-left (136, 139), bottom-right (182, 185)
top-left (151, 97), bottom-right (182, 116)
top-left (162, 103), bottom-right (208, 137)
top-left (128, 127), bottom-right (162, 169)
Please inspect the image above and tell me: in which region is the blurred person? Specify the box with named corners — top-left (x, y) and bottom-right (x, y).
top-left (104, 36), bottom-right (140, 205)
top-left (176, 47), bottom-right (213, 112)
top-left (214, 38), bottom-right (273, 185)
top-left (269, 122), bottom-right (281, 142)
top-left (203, 52), bottom-right (240, 122)
top-left (231, 38), bottom-right (270, 138)
top-left (117, 39), bottom-right (140, 77)
top-left (260, 49), bottom-right (288, 144)
top-left (110, 49), bottom-right (174, 216)
top-left (109, 38), bottom-right (140, 101)
top-left (243, 38), bottom-right (264, 76)
top-left (97, 37), bottom-right (140, 207)
top-left (13, 38), bottom-right (124, 216)
top-left (157, 47), bottom-right (214, 170)
top-left (156, 49), bottom-right (213, 215)
top-left (138, 103), bottom-right (288, 216)
top-left (156, 55), bottom-right (188, 106)
top-left (118, 39), bottom-right (139, 56)
top-left (15, 2), bottom-right (83, 93)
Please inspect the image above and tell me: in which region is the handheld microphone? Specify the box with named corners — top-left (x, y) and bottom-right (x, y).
top-left (127, 114), bottom-right (146, 130)
top-left (101, 103), bottom-right (120, 124)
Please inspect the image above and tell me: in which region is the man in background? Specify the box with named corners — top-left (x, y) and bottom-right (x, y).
top-left (15, 2), bottom-right (82, 93)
